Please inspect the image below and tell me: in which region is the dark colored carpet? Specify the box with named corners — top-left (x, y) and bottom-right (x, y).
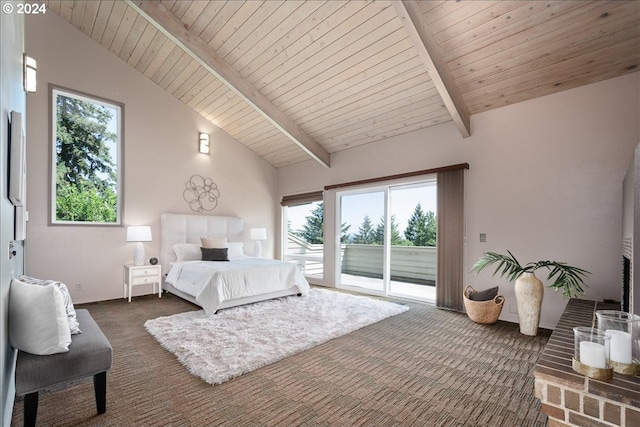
top-left (11, 290), bottom-right (551, 426)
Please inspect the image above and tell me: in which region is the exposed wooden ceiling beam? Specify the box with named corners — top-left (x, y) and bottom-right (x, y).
top-left (392, 1), bottom-right (471, 138)
top-left (124, 0), bottom-right (330, 168)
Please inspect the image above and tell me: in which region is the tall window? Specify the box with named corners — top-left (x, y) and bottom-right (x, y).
top-left (51, 87), bottom-right (123, 225)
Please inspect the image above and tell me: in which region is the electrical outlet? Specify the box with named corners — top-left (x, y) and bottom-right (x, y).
top-left (479, 233), bottom-right (486, 243)
top-left (75, 283), bottom-right (82, 290)
top-left (509, 304), bottom-right (517, 314)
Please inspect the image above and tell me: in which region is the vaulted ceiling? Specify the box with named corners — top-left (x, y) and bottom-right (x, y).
top-left (44, 0), bottom-right (640, 168)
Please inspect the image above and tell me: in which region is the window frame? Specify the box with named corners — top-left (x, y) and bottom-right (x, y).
top-left (50, 85), bottom-right (124, 226)
top-left (333, 177), bottom-right (438, 301)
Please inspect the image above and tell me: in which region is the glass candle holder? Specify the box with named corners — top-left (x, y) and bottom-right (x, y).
top-left (596, 310), bottom-right (640, 375)
top-left (572, 327), bottom-right (612, 380)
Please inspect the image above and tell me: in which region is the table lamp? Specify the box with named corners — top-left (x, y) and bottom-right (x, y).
top-left (250, 227), bottom-right (267, 257)
top-left (126, 226), bottom-right (152, 266)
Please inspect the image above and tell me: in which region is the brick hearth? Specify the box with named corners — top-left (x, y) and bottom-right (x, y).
top-left (535, 299), bottom-right (640, 426)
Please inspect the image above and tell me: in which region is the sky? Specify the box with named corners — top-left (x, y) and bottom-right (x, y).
top-left (287, 182), bottom-right (437, 237)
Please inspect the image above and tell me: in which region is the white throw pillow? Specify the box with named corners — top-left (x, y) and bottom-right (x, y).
top-left (173, 243), bottom-right (202, 262)
top-left (227, 242), bottom-right (245, 258)
top-left (200, 236), bottom-right (228, 248)
top-left (9, 278), bottom-right (72, 355)
top-left (18, 275), bottom-right (81, 334)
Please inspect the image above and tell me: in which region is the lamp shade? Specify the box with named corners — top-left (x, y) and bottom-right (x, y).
top-left (250, 228), bottom-right (267, 241)
top-left (126, 226), bottom-right (152, 242)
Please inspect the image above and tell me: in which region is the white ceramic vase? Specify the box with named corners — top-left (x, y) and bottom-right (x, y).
top-left (514, 271), bottom-right (544, 336)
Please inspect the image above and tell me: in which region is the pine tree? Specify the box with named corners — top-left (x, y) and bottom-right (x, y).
top-left (405, 203), bottom-right (426, 244)
top-left (297, 203), bottom-right (324, 244)
top-left (423, 210), bottom-right (437, 246)
top-left (56, 95), bottom-right (116, 192)
top-left (404, 203), bottom-right (437, 247)
top-left (296, 203), bottom-right (351, 244)
top-left (352, 215), bottom-right (376, 244)
top-left (374, 215), bottom-right (405, 245)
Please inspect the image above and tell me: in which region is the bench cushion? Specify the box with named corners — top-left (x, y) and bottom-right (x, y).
top-left (15, 309), bottom-right (112, 396)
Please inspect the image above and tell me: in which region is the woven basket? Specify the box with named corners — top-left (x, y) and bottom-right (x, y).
top-left (463, 286), bottom-right (505, 324)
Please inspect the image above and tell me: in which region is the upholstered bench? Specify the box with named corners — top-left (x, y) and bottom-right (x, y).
top-left (15, 309), bottom-right (113, 427)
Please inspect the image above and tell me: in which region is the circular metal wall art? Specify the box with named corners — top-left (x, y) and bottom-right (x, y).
top-left (183, 175), bottom-right (220, 212)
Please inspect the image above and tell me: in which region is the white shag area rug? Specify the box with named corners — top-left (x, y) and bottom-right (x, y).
top-left (145, 288), bottom-right (409, 385)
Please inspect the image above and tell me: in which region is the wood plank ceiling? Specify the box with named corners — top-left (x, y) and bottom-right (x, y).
top-left (44, 1), bottom-right (640, 168)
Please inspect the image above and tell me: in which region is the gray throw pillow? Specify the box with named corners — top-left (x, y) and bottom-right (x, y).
top-left (469, 286), bottom-right (499, 301)
top-left (201, 247), bottom-right (229, 262)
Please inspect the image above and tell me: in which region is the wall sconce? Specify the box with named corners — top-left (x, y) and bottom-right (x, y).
top-left (23, 54), bottom-right (37, 93)
top-left (199, 133), bottom-right (210, 154)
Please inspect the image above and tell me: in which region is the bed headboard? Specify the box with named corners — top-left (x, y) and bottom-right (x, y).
top-left (160, 213), bottom-right (244, 277)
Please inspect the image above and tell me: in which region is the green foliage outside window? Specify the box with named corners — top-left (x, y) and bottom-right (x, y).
top-left (53, 90), bottom-right (121, 223)
top-left (374, 215), bottom-right (406, 245)
top-left (295, 202), bottom-right (351, 244)
top-left (352, 215), bottom-right (376, 244)
top-left (404, 203), bottom-right (437, 246)
top-left (295, 202), bottom-right (436, 247)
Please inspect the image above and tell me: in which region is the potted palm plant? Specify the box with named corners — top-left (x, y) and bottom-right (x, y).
top-left (471, 250), bottom-right (590, 336)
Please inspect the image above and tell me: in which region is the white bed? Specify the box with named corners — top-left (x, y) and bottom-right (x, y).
top-left (160, 213), bottom-right (309, 314)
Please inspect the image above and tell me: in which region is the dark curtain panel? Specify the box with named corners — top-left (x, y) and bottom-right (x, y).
top-left (436, 168), bottom-right (466, 311)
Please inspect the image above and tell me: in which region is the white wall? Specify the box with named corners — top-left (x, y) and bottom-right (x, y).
top-left (1, 8), bottom-right (25, 425)
top-left (278, 72), bottom-right (640, 330)
top-left (25, 12), bottom-right (279, 304)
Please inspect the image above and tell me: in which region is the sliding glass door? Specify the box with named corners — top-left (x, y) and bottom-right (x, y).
top-left (336, 179), bottom-right (437, 302)
top-left (389, 182), bottom-right (437, 301)
top-left (338, 190), bottom-right (386, 293)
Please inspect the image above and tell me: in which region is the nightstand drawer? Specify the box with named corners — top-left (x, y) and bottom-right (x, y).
top-left (131, 275), bottom-right (159, 285)
top-left (124, 264), bottom-right (163, 302)
top-left (131, 267), bottom-right (160, 278)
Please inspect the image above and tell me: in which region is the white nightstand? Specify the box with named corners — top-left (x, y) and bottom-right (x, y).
top-left (123, 264), bottom-right (162, 302)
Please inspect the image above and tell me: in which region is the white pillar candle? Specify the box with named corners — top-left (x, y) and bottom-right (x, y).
top-left (580, 341), bottom-right (607, 368)
top-left (607, 329), bottom-right (632, 364)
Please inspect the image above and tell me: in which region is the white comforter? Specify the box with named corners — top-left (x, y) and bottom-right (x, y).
top-left (165, 257), bottom-right (310, 314)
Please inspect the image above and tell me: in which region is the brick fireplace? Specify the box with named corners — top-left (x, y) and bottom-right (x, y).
top-left (535, 143), bottom-right (640, 425)
top-left (534, 299), bottom-right (640, 426)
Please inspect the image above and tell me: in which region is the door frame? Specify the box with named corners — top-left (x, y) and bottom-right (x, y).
top-left (334, 177), bottom-right (437, 300)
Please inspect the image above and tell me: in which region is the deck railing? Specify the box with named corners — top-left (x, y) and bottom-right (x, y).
top-left (285, 234), bottom-right (436, 285)
top-left (342, 244), bottom-right (436, 285)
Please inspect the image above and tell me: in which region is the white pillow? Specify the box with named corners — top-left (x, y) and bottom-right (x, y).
top-left (173, 243), bottom-right (201, 262)
top-left (18, 275), bottom-right (81, 334)
top-left (227, 242), bottom-right (245, 258)
top-left (9, 278), bottom-right (72, 355)
top-left (200, 236), bottom-right (228, 248)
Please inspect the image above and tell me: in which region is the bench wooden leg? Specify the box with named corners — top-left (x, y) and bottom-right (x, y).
top-left (23, 392), bottom-right (38, 427)
top-left (93, 372), bottom-right (107, 415)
